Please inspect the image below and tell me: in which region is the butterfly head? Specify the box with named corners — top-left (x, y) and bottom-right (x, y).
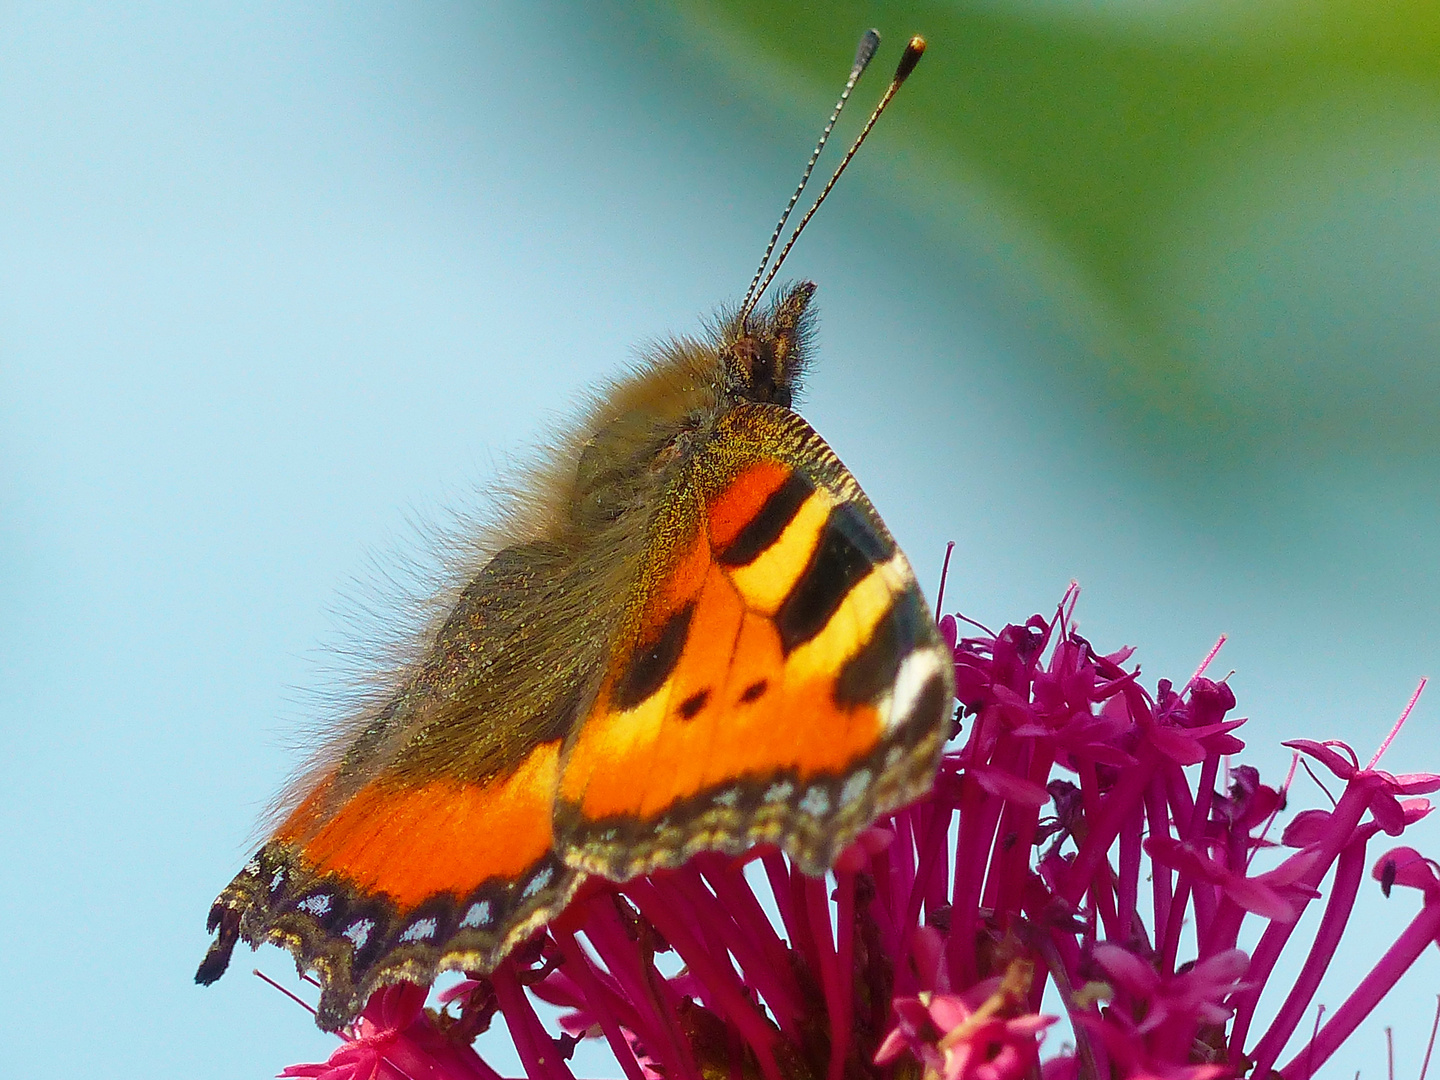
top-left (722, 280), bottom-right (816, 409)
top-left (721, 30), bottom-right (925, 414)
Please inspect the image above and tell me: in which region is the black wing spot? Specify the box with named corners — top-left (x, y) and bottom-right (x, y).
top-left (612, 602), bottom-right (695, 710)
top-left (678, 688), bottom-right (710, 720)
top-left (776, 503), bottom-right (892, 654)
top-left (740, 679), bottom-right (768, 703)
top-left (717, 472), bottom-right (814, 567)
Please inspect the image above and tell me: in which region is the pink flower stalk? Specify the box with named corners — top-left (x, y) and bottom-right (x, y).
top-left (277, 591), bottom-right (1437, 1080)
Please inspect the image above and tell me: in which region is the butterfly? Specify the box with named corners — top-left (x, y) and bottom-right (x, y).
top-left (196, 31), bottom-right (952, 1032)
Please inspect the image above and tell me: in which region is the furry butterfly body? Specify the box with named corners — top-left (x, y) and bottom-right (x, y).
top-left (198, 34), bottom-right (951, 1033)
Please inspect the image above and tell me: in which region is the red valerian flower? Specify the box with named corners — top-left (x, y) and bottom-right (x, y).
top-left (279, 981), bottom-right (500, 1080)
top-left (1270, 846), bottom-right (1440, 1077)
top-left (265, 592), bottom-right (1436, 1080)
top-left (875, 982), bottom-right (1055, 1080)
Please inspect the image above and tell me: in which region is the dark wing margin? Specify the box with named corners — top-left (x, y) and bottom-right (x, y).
top-left (197, 838), bottom-right (582, 1030)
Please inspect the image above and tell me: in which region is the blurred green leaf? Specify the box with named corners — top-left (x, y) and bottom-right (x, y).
top-left (650, 0), bottom-right (1440, 463)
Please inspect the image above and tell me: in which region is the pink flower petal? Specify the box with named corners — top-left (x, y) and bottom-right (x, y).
top-left (1374, 846), bottom-right (1440, 892)
top-left (1388, 772), bottom-right (1440, 794)
top-left (1092, 943), bottom-right (1160, 996)
top-left (969, 764), bottom-right (1050, 806)
top-left (1281, 808), bottom-right (1333, 847)
top-left (1283, 739), bottom-right (1359, 778)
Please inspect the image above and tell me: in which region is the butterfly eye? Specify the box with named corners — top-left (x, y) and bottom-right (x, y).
top-left (725, 286), bottom-right (812, 407)
top-left (727, 333), bottom-right (767, 382)
top-left (729, 337), bottom-right (791, 407)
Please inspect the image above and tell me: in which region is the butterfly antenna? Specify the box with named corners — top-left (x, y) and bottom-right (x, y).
top-left (751, 35), bottom-right (926, 308)
top-left (739, 30), bottom-right (881, 321)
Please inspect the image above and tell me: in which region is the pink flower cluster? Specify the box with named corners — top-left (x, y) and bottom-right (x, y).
top-left (279, 587), bottom-right (1437, 1080)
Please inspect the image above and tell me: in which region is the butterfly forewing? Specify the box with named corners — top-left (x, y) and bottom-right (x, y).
top-left (554, 403), bottom-right (954, 879)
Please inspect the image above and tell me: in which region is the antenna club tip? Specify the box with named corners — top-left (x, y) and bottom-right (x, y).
top-left (854, 28), bottom-right (880, 72)
top-left (895, 36), bottom-right (926, 84)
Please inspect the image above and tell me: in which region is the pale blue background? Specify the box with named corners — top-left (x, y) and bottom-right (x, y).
top-left (3, 3), bottom-right (1437, 1077)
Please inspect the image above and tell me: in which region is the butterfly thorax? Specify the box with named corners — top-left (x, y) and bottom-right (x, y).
top-left (574, 281), bottom-right (816, 524)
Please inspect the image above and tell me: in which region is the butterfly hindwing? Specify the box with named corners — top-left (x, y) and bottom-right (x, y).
top-left (555, 403), bottom-right (954, 879)
top-left (200, 754), bottom-right (586, 1029)
top-left (197, 540), bottom-right (602, 1029)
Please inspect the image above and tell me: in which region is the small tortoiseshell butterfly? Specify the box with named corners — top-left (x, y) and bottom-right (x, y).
top-left (198, 31), bottom-right (953, 1031)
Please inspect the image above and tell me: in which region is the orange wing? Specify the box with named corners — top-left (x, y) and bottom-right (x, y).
top-left (556, 404), bottom-right (955, 879)
top-left (198, 739), bottom-right (582, 1029)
